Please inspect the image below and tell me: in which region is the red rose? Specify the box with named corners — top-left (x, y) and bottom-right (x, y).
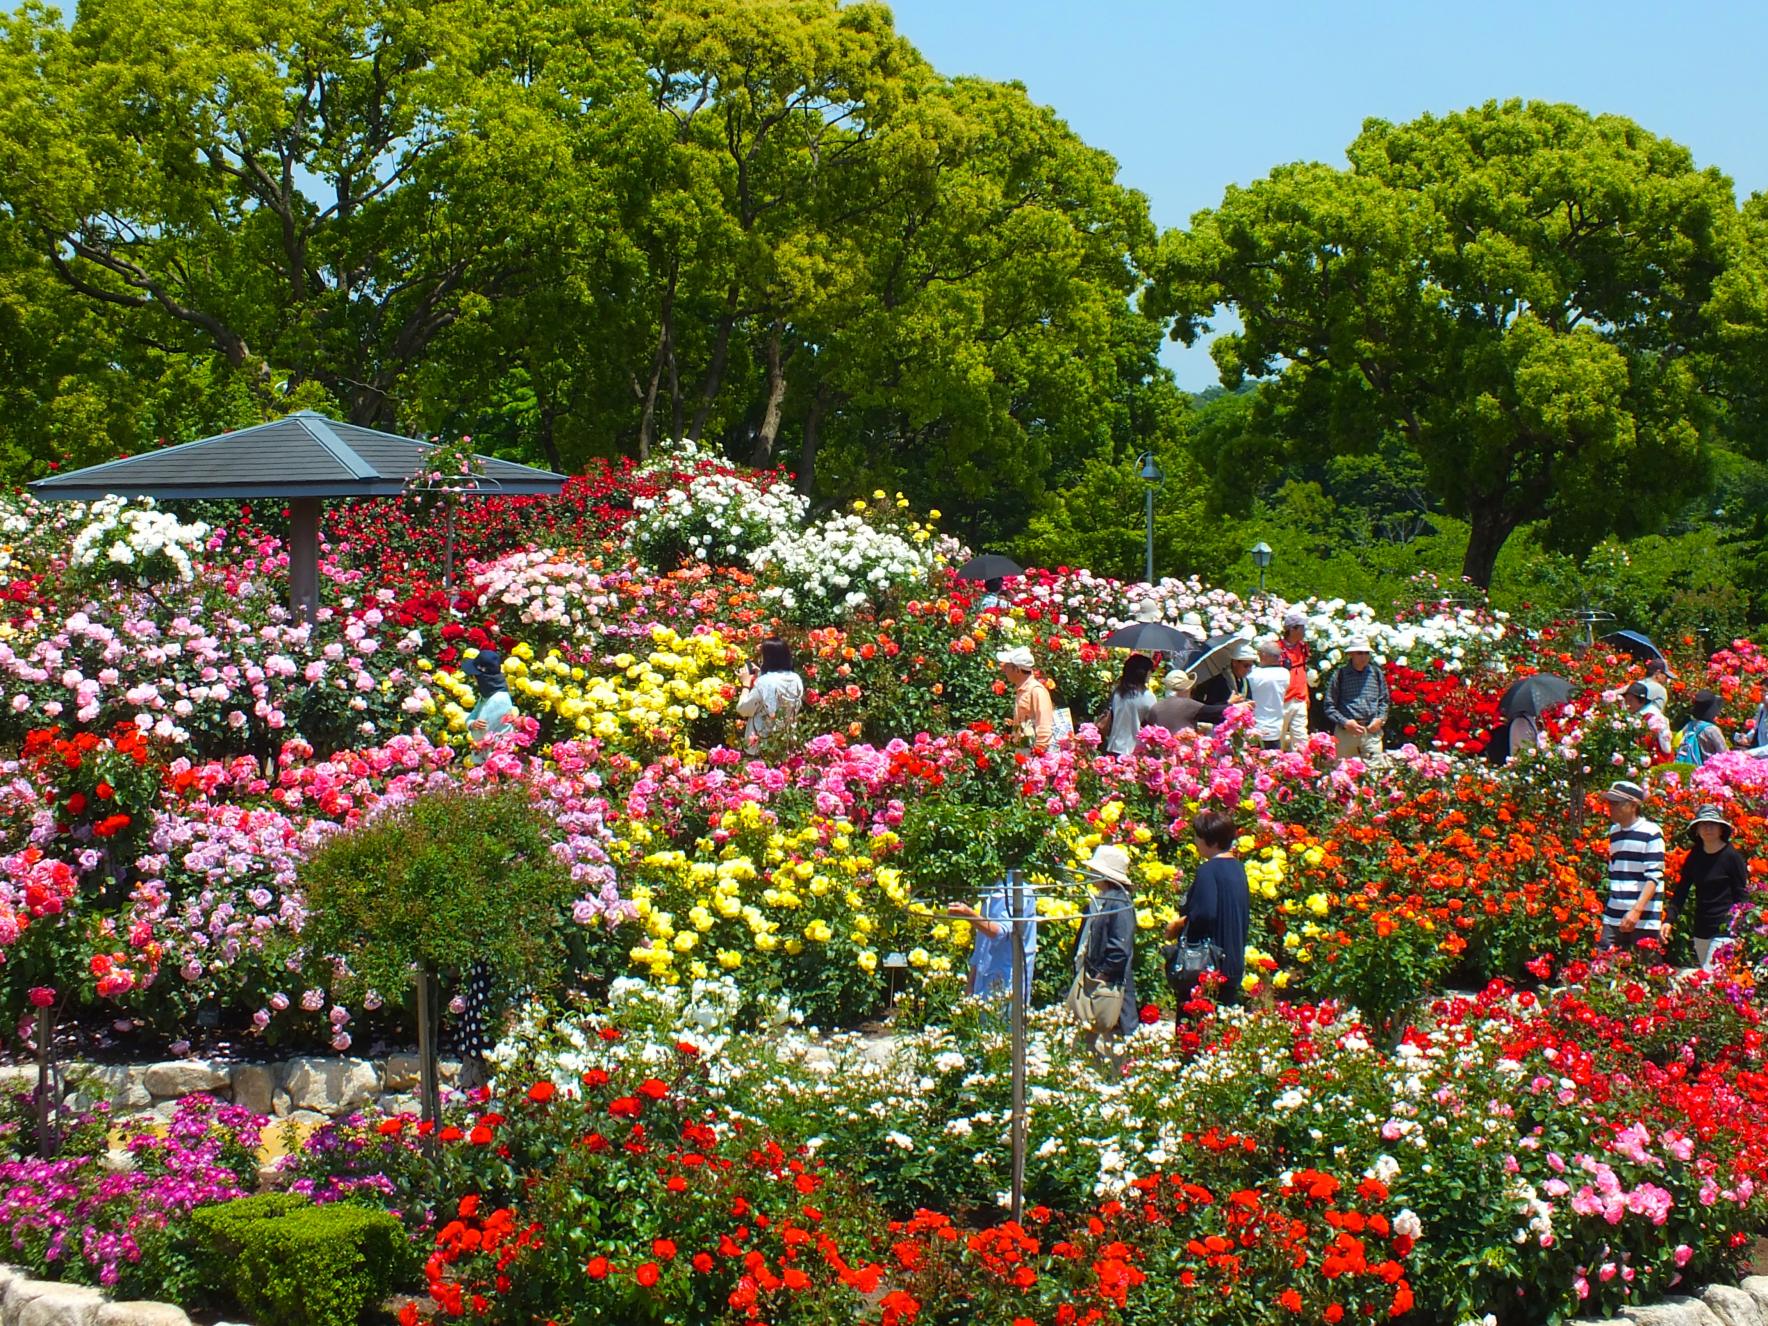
top-left (652, 1239), bottom-right (676, 1262)
top-left (635, 1262), bottom-right (660, 1288)
top-left (585, 1256), bottom-right (609, 1280)
top-left (637, 1078), bottom-right (668, 1100)
top-left (528, 1081), bottom-right (556, 1104)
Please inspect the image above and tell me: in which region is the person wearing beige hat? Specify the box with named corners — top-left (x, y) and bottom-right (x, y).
top-left (996, 645), bottom-right (1054, 750)
top-left (1145, 669), bottom-right (1230, 738)
top-left (1325, 636), bottom-right (1388, 761)
top-left (1066, 843), bottom-right (1139, 1066)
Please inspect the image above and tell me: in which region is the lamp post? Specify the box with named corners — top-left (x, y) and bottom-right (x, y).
top-left (1137, 451), bottom-right (1164, 585)
top-left (1250, 541), bottom-right (1273, 598)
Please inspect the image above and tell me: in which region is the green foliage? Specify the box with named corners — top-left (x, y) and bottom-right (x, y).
top-left (192, 1195), bottom-right (412, 1326)
top-left (1150, 99), bottom-right (1737, 587)
top-left (896, 798), bottom-right (1052, 904)
top-left (298, 786), bottom-right (584, 1000)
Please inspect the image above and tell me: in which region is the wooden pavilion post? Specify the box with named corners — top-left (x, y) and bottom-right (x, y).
top-left (288, 497), bottom-right (321, 624)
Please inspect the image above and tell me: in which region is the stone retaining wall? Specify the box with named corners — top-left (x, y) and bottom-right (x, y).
top-left (0, 1265), bottom-right (202, 1326)
top-left (1577, 1276), bottom-right (1768, 1326)
top-left (0, 1054), bottom-right (461, 1125)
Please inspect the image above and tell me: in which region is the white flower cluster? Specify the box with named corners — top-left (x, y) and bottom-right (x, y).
top-left (630, 471), bottom-right (808, 570)
top-left (469, 549), bottom-right (621, 642)
top-left (68, 496), bottom-right (210, 585)
top-left (750, 514), bottom-right (937, 624)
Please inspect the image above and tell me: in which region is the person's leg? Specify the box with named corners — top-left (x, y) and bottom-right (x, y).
top-left (1362, 730), bottom-right (1385, 761)
top-left (1334, 727), bottom-right (1360, 760)
top-left (1598, 922), bottom-right (1621, 950)
top-left (1694, 936), bottom-right (1718, 971)
top-left (1281, 702), bottom-right (1308, 751)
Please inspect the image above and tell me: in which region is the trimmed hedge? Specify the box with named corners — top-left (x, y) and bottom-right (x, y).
top-left (192, 1194), bottom-right (412, 1326)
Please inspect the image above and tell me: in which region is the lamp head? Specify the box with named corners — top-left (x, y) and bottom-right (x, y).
top-left (1250, 541), bottom-right (1273, 570)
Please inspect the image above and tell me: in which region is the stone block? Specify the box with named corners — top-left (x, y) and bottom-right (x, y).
top-left (228, 1065), bottom-right (275, 1117)
top-left (377, 1094), bottom-right (418, 1116)
top-left (75, 1066), bottom-right (151, 1114)
top-left (382, 1054), bottom-right (420, 1092)
top-left (270, 1088), bottom-right (293, 1119)
top-left (14, 1282), bottom-right (104, 1326)
top-left (0, 1065), bottom-right (38, 1095)
top-left (1622, 1300), bottom-right (1725, 1326)
top-left (1740, 1280), bottom-right (1768, 1313)
top-left (1706, 1286), bottom-right (1768, 1326)
top-left (285, 1109), bottom-right (329, 1131)
top-left (95, 1306), bottom-right (191, 1326)
top-left (141, 1062), bottom-right (229, 1099)
top-left (281, 1058), bottom-right (379, 1114)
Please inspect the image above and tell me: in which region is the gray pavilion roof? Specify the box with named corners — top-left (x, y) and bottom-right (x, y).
top-left (28, 411), bottom-right (567, 500)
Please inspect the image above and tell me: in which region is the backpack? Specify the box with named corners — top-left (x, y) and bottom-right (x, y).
top-left (1677, 719), bottom-right (1716, 767)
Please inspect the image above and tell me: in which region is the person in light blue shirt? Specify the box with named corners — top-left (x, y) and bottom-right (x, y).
top-left (949, 879), bottom-right (1036, 1003)
top-left (464, 650), bottom-right (515, 765)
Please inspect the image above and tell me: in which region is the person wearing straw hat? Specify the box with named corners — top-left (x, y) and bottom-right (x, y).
top-left (1665, 805), bottom-right (1749, 971)
top-left (1598, 780), bottom-right (1665, 951)
top-left (1066, 844), bottom-right (1139, 1067)
top-left (997, 645), bottom-right (1054, 751)
top-left (1325, 636), bottom-right (1389, 762)
top-left (1145, 669), bottom-right (1231, 738)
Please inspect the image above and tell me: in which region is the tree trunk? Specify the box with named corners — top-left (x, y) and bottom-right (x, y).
top-left (637, 268), bottom-right (678, 460)
top-left (688, 286), bottom-right (740, 443)
top-left (796, 384), bottom-right (831, 495)
top-left (750, 324), bottom-right (789, 467)
top-left (1460, 502), bottom-right (1516, 589)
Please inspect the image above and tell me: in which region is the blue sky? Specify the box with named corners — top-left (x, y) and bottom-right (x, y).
top-left (882, 0), bottom-right (1768, 389)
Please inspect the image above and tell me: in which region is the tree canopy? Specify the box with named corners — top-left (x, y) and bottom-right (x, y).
top-left (0, 0), bottom-right (1173, 547)
top-left (1146, 99), bottom-right (1740, 587)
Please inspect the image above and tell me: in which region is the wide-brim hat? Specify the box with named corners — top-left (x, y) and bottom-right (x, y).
top-left (1343, 636), bottom-right (1373, 654)
top-left (1601, 780), bottom-right (1647, 805)
top-left (1282, 608), bottom-right (1309, 628)
top-left (1688, 804), bottom-right (1734, 842)
top-left (1083, 843), bottom-right (1133, 888)
top-left (1230, 641), bottom-right (1259, 664)
top-left (1164, 669), bottom-right (1196, 693)
top-left (995, 646), bottom-right (1035, 670)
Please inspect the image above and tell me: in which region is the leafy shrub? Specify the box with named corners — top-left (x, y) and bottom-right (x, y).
top-left (299, 786), bottom-right (585, 1006)
top-left (192, 1194), bottom-right (412, 1326)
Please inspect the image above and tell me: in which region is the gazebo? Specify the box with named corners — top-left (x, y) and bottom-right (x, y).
top-left (28, 411), bottom-right (567, 621)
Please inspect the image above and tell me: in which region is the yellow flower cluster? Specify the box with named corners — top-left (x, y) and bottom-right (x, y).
top-left (424, 628), bottom-right (737, 753)
top-left (848, 490), bottom-right (941, 545)
top-left (617, 803), bottom-right (957, 985)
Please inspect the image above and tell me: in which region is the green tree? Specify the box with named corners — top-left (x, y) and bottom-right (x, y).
top-left (1147, 99), bottom-right (1738, 587)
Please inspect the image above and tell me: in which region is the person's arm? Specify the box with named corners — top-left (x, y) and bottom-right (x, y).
top-left (1323, 669), bottom-right (1348, 729)
top-left (947, 901), bottom-right (1003, 938)
top-left (1626, 827), bottom-right (1665, 928)
top-left (1033, 685), bottom-right (1054, 749)
top-left (1368, 668), bottom-right (1390, 729)
top-left (734, 683), bottom-right (764, 718)
top-left (1095, 899), bottom-right (1133, 983)
top-left (1187, 867), bottom-right (1219, 935)
top-left (1198, 702), bottom-right (1230, 724)
top-left (1727, 850), bottom-right (1752, 914)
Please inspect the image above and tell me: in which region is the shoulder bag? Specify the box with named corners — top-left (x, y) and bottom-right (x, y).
top-left (1064, 908), bottom-right (1124, 1034)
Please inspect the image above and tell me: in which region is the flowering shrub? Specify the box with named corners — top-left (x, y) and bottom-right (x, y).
top-left (630, 458), bottom-right (807, 570)
top-left (0, 1094), bottom-right (259, 1297)
top-left (67, 496), bottom-right (210, 587)
top-left (750, 497), bottom-right (940, 624)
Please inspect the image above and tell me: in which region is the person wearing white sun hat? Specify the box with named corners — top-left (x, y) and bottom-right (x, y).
top-left (1278, 608), bottom-right (1313, 751)
top-left (1598, 780), bottom-right (1664, 951)
top-left (1066, 843), bottom-right (1139, 1067)
top-left (996, 645), bottom-right (1054, 750)
top-left (1325, 636), bottom-right (1389, 762)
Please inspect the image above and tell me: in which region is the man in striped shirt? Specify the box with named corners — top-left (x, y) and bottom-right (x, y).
top-left (1600, 779), bottom-right (1664, 950)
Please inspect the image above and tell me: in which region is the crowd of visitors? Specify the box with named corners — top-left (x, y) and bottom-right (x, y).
top-left (968, 607), bottom-right (1758, 1050)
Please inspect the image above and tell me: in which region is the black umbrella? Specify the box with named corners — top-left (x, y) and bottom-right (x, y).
top-left (1603, 630), bottom-right (1669, 668)
top-left (1500, 673), bottom-right (1574, 720)
top-left (957, 554), bottom-right (1023, 581)
top-left (1102, 620), bottom-right (1202, 654)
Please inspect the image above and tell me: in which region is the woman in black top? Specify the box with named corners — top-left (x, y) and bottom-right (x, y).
top-left (1664, 804), bottom-right (1751, 971)
top-left (1164, 810), bottom-right (1251, 1015)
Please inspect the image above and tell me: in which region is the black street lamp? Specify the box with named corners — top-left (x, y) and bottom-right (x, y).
top-left (1138, 451), bottom-right (1165, 584)
top-left (1250, 541), bottom-right (1273, 597)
